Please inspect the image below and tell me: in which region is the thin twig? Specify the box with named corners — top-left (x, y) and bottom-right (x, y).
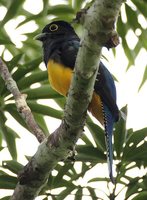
top-left (0, 57), bottom-right (45, 143)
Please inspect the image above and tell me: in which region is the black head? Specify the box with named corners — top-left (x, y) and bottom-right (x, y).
top-left (35, 20), bottom-right (76, 41)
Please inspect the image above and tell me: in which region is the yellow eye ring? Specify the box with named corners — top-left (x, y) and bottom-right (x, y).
top-left (49, 24), bottom-right (58, 31)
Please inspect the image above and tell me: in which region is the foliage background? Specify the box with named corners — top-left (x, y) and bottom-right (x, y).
top-left (0, 0), bottom-right (147, 199)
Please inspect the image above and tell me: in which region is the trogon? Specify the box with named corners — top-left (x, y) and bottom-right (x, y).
top-left (35, 20), bottom-right (119, 183)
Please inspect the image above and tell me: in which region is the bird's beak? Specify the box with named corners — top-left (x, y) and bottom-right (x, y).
top-left (34, 33), bottom-right (49, 41)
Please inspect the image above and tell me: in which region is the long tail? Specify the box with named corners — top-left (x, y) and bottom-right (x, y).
top-left (102, 102), bottom-right (115, 183)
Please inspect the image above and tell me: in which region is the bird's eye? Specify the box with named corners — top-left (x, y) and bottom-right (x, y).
top-left (49, 24), bottom-right (58, 31)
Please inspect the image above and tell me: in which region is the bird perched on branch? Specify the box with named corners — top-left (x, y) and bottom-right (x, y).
top-left (35, 20), bottom-right (119, 183)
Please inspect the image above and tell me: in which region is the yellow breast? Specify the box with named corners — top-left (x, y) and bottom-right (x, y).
top-left (47, 59), bottom-right (104, 126)
top-left (47, 59), bottom-right (73, 96)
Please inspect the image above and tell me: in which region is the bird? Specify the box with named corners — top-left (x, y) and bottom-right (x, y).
top-left (35, 20), bottom-right (119, 183)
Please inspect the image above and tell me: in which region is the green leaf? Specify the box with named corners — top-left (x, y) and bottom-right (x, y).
top-left (88, 177), bottom-right (110, 183)
top-left (117, 14), bottom-right (135, 68)
top-left (0, 38), bottom-right (14, 45)
top-left (123, 39), bottom-right (135, 68)
top-left (33, 113), bottom-right (49, 135)
top-left (4, 127), bottom-right (18, 160)
top-left (1, 58), bottom-right (43, 96)
top-left (133, 192), bottom-right (147, 200)
top-left (57, 184), bottom-right (76, 200)
top-left (125, 178), bottom-right (140, 199)
top-left (87, 186), bottom-right (99, 200)
top-left (0, 170), bottom-right (8, 175)
top-left (2, 160), bottom-right (23, 175)
top-left (138, 65), bottom-right (147, 91)
top-left (24, 85), bottom-right (61, 100)
top-left (133, 40), bottom-right (142, 58)
top-left (0, 28), bottom-right (15, 47)
top-left (54, 97), bottom-right (66, 109)
top-left (76, 145), bottom-right (106, 162)
top-left (0, 0), bottom-right (7, 6)
top-left (1, 0), bottom-right (25, 26)
top-left (48, 167), bottom-right (75, 190)
top-left (73, 0), bottom-right (84, 10)
top-left (114, 106), bottom-right (127, 158)
top-left (16, 13), bottom-right (43, 28)
top-left (18, 70), bottom-right (48, 90)
top-left (0, 129), bottom-right (2, 147)
top-left (81, 162), bottom-right (91, 177)
top-left (138, 30), bottom-right (147, 50)
top-left (52, 163), bottom-right (74, 187)
top-left (81, 132), bottom-right (93, 146)
top-left (46, 172), bottom-right (56, 190)
top-left (42, 0), bottom-right (48, 15)
top-left (125, 4), bottom-right (141, 31)
top-left (7, 53), bottom-right (24, 72)
top-left (47, 5), bottom-right (75, 15)
top-left (75, 187), bottom-right (83, 200)
top-left (86, 119), bottom-right (105, 151)
top-left (5, 104), bottom-right (28, 130)
top-left (0, 112), bottom-right (18, 160)
top-left (0, 196), bottom-right (11, 200)
top-left (125, 176), bottom-right (147, 199)
top-left (117, 14), bottom-right (126, 38)
top-left (126, 127), bottom-right (147, 148)
top-left (0, 174), bottom-right (17, 189)
top-left (133, 0), bottom-right (147, 17)
top-left (22, 38), bottom-right (42, 52)
top-left (0, 74), bottom-right (5, 93)
top-left (27, 101), bottom-right (63, 119)
top-left (122, 128), bottom-right (147, 162)
top-left (42, 197), bottom-right (48, 200)
top-left (12, 57), bottom-right (42, 82)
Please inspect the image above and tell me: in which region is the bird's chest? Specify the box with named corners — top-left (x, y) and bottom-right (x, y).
top-left (47, 59), bottom-right (73, 96)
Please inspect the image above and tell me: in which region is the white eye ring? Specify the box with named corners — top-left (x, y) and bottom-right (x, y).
top-left (49, 24), bottom-right (58, 31)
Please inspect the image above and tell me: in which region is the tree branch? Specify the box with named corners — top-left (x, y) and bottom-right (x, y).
top-left (0, 0), bottom-right (123, 199)
top-left (0, 58), bottom-right (45, 143)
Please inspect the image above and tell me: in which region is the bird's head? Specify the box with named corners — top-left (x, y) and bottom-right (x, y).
top-left (35, 20), bottom-right (79, 66)
top-left (35, 20), bottom-right (76, 42)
